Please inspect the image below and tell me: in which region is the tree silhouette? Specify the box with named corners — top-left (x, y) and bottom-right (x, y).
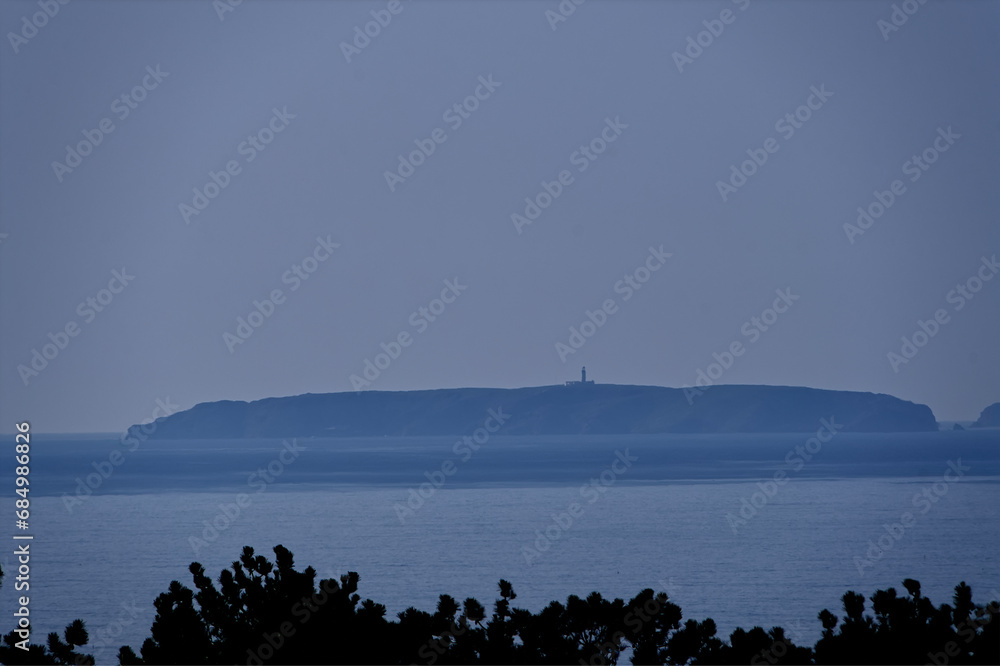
top-left (114, 546), bottom-right (999, 665)
top-left (813, 579), bottom-right (998, 665)
top-left (0, 619), bottom-right (95, 665)
top-left (3, 543), bottom-right (997, 664)
top-left (0, 561), bottom-right (95, 665)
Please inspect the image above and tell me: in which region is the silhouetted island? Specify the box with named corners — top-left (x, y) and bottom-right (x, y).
top-left (971, 402), bottom-right (1000, 428)
top-left (130, 382), bottom-right (938, 439)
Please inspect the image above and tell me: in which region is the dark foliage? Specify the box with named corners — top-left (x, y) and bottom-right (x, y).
top-left (1, 547), bottom-right (996, 665)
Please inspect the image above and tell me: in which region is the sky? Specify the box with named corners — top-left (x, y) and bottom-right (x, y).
top-left (1, 0), bottom-right (998, 432)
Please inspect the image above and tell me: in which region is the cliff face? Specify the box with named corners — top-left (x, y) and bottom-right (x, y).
top-left (972, 402), bottom-right (1000, 428)
top-left (132, 384), bottom-right (938, 438)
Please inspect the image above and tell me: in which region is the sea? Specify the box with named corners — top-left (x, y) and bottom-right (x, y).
top-left (1, 429), bottom-right (998, 664)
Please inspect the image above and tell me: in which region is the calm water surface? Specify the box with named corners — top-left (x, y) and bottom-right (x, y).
top-left (3, 431), bottom-right (997, 664)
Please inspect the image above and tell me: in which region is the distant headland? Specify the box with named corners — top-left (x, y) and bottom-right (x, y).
top-left (130, 369), bottom-right (939, 438)
top-left (972, 402), bottom-right (1000, 428)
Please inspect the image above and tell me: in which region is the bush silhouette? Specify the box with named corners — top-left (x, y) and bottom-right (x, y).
top-left (813, 578), bottom-right (999, 665)
top-left (0, 619), bottom-right (95, 665)
top-left (1, 545), bottom-right (997, 664)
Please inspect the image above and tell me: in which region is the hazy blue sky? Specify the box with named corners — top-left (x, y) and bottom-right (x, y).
top-left (1, 0), bottom-right (997, 431)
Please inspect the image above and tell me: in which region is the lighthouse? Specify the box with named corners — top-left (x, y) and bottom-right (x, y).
top-left (566, 366), bottom-right (595, 386)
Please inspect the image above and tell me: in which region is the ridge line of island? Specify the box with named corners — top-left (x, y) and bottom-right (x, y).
top-left (126, 369), bottom-right (1000, 439)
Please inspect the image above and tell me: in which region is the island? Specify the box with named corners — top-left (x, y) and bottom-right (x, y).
top-left (130, 380), bottom-right (938, 438)
top-left (971, 402), bottom-right (1000, 428)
